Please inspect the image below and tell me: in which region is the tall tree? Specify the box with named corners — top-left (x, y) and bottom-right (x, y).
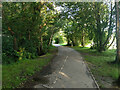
top-left (116, 1), bottom-right (120, 63)
top-left (115, 0), bottom-right (120, 85)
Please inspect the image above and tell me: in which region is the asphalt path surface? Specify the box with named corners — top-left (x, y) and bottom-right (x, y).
top-left (34, 46), bottom-right (98, 88)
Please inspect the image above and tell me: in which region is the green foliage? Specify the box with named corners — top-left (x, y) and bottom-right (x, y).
top-left (58, 2), bottom-right (115, 51)
top-left (55, 38), bottom-right (59, 44)
top-left (2, 2), bottom-right (116, 64)
top-left (15, 48), bottom-right (25, 60)
top-left (2, 2), bottom-right (60, 64)
top-left (2, 36), bottom-right (18, 64)
top-left (53, 30), bottom-right (67, 44)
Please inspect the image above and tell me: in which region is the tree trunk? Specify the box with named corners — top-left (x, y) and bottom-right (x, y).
top-left (81, 36), bottom-right (84, 47)
top-left (37, 47), bottom-right (41, 56)
top-left (81, 30), bottom-right (85, 47)
top-left (8, 27), bottom-right (18, 50)
top-left (115, 1), bottom-right (120, 63)
top-left (96, 3), bottom-right (102, 52)
top-left (13, 37), bottom-right (17, 50)
top-left (72, 40), bottom-right (75, 46)
top-left (103, 3), bottom-right (113, 47)
top-left (115, 0), bottom-right (120, 85)
top-left (48, 31), bottom-right (54, 47)
top-left (40, 36), bottom-right (43, 54)
top-left (48, 35), bottom-right (53, 46)
top-left (37, 36), bottom-right (43, 56)
top-left (107, 35), bottom-right (116, 49)
top-left (67, 40), bottom-right (70, 46)
top-left (67, 37), bottom-right (71, 46)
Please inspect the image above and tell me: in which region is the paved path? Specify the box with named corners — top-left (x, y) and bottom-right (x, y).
top-left (34, 46), bottom-right (98, 88)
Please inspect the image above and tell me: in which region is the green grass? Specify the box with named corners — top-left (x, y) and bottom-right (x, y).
top-left (73, 46), bottom-right (116, 57)
top-left (2, 47), bottom-right (57, 88)
top-left (72, 47), bottom-right (119, 83)
top-left (59, 43), bottom-right (67, 46)
top-left (49, 46), bottom-right (57, 51)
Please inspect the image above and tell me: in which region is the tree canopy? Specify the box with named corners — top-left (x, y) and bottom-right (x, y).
top-left (2, 1), bottom-right (120, 63)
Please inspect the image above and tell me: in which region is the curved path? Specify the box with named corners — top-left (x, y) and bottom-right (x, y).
top-left (34, 46), bottom-right (98, 88)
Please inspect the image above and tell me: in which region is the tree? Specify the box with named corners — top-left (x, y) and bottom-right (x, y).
top-left (2, 2), bottom-right (60, 64)
top-left (57, 2), bottom-right (114, 50)
top-left (115, 0), bottom-right (120, 85)
top-left (91, 2), bottom-right (115, 52)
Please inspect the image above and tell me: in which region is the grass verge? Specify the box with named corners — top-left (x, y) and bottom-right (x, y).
top-left (2, 46), bottom-right (57, 88)
top-left (71, 47), bottom-right (119, 88)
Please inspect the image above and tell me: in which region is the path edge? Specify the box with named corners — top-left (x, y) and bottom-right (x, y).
top-left (81, 56), bottom-right (100, 90)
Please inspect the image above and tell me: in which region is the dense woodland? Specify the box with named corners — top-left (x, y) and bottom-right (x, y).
top-left (2, 1), bottom-right (120, 88)
top-left (2, 2), bottom-right (61, 64)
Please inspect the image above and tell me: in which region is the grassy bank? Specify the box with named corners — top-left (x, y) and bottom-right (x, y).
top-left (72, 47), bottom-right (119, 88)
top-left (2, 46), bottom-right (57, 88)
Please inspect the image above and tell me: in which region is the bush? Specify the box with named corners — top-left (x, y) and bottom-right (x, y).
top-left (2, 35), bottom-right (18, 64)
top-left (2, 36), bottom-right (38, 64)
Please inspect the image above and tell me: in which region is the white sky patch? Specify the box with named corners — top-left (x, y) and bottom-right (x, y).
top-left (54, 6), bottom-right (64, 13)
